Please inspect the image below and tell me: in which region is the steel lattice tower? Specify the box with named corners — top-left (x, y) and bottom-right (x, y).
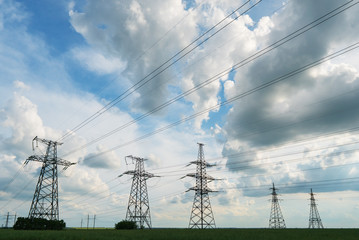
top-left (184, 143), bottom-right (216, 229)
top-left (25, 136), bottom-right (75, 220)
top-left (269, 183), bottom-right (286, 229)
top-left (119, 155), bottom-right (157, 229)
top-left (308, 188), bottom-right (324, 229)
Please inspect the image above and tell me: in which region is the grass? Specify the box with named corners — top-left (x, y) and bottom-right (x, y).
top-left (0, 228), bottom-right (358, 240)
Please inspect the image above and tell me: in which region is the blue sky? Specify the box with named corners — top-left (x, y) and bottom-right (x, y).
top-left (16, 0), bottom-right (83, 54)
top-left (1, 0), bottom-right (359, 229)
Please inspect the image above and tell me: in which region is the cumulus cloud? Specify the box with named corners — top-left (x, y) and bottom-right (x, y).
top-left (0, 93), bottom-right (55, 160)
top-left (71, 47), bottom-right (127, 75)
top-left (13, 80), bottom-right (30, 91)
top-left (68, 0), bottom-right (265, 129)
top-left (69, 0), bottom-right (197, 113)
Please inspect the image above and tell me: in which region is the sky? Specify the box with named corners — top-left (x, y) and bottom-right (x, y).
top-left (1, 0), bottom-right (359, 228)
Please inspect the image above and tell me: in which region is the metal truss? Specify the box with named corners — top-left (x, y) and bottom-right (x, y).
top-left (269, 183), bottom-right (286, 229)
top-left (25, 136), bottom-right (75, 220)
top-left (119, 155), bottom-right (157, 229)
top-left (184, 143), bottom-right (216, 229)
top-left (308, 188), bottom-right (324, 229)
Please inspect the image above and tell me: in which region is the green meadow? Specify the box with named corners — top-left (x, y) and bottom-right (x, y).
top-left (0, 228), bottom-right (358, 240)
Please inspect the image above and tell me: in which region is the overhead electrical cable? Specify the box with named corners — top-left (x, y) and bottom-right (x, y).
top-left (54, 2), bottom-right (204, 133)
top-left (60, 0), bottom-right (358, 158)
top-left (58, 148), bottom-right (359, 215)
top-left (221, 176), bottom-right (359, 192)
top-left (0, 163), bottom-right (26, 192)
top-left (155, 147), bottom-right (359, 178)
top-left (78, 41), bottom-right (359, 161)
top-left (133, 2), bottom-right (204, 62)
top-left (58, 0), bottom-right (260, 142)
top-left (70, 176), bottom-right (359, 220)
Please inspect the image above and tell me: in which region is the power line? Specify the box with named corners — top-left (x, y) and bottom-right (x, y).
top-left (156, 147), bottom-right (359, 179)
top-left (54, 2), bottom-right (203, 134)
top-left (53, 149), bottom-right (359, 219)
top-left (45, 154), bottom-right (359, 225)
top-left (132, 1), bottom-right (204, 62)
top-left (77, 41), bottom-right (359, 162)
top-left (58, 0), bottom-right (261, 142)
top-left (9, 134), bottom-right (358, 215)
top-left (59, 148), bottom-right (359, 219)
top-left (214, 177), bottom-right (359, 198)
top-left (62, 176), bottom-right (359, 222)
top-left (60, 0), bottom-right (358, 158)
top-left (150, 129), bottom-right (359, 176)
top-left (0, 163), bottom-right (26, 192)
top-left (139, 124), bottom-right (359, 177)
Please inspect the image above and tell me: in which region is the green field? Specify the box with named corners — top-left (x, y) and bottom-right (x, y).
top-left (0, 228), bottom-right (358, 240)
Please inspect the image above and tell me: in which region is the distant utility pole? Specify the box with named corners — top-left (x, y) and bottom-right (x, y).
top-left (308, 188), bottom-right (324, 229)
top-left (269, 183), bottom-right (286, 228)
top-left (119, 155), bottom-right (158, 229)
top-left (86, 214), bottom-right (96, 229)
top-left (93, 214), bottom-right (96, 229)
top-left (25, 136), bottom-right (75, 220)
top-left (4, 212), bottom-right (16, 228)
top-left (183, 143), bottom-right (217, 229)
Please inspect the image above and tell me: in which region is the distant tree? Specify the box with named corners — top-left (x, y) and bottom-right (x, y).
top-left (13, 217), bottom-right (66, 230)
top-left (115, 220), bottom-right (138, 230)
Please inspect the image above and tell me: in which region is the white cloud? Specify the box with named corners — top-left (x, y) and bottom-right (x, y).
top-left (69, 0), bottom-right (197, 113)
top-left (71, 47), bottom-right (127, 75)
top-left (0, 93), bottom-right (50, 159)
top-left (13, 80), bottom-right (30, 91)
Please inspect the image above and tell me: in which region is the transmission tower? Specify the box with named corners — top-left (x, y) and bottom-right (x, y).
top-left (119, 155), bottom-right (157, 229)
top-left (308, 188), bottom-right (324, 229)
top-left (184, 143), bottom-right (217, 229)
top-left (25, 136), bottom-right (75, 220)
top-left (269, 183), bottom-right (286, 228)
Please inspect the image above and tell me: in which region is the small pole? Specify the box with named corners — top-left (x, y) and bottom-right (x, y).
top-left (81, 218), bottom-right (83, 228)
top-left (5, 212), bottom-right (9, 228)
top-left (87, 214), bottom-right (89, 229)
top-left (93, 214), bottom-right (96, 229)
top-left (14, 213), bottom-right (17, 225)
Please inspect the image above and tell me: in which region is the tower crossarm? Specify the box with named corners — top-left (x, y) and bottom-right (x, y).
top-left (182, 173), bottom-right (217, 181)
top-left (119, 171), bottom-right (158, 179)
top-left (182, 173), bottom-right (196, 178)
top-left (31, 136), bottom-right (63, 149)
top-left (118, 170), bottom-right (136, 178)
top-left (25, 155), bottom-right (75, 169)
top-left (187, 186), bottom-right (217, 193)
top-left (187, 161), bottom-right (215, 167)
top-left (57, 158), bottom-right (76, 170)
